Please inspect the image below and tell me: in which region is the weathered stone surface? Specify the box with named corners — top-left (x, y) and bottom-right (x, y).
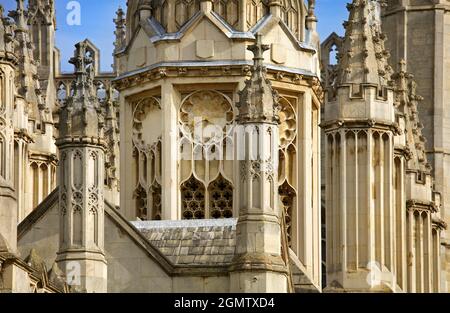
top-left (132, 219), bottom-right (237, 266)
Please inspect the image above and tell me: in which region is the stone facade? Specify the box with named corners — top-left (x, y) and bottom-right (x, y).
top-left (0, 0), bottom-right (449, 293)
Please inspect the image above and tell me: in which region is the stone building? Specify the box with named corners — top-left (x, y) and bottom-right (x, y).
top-left (0, 0), bottom-right (448, 293)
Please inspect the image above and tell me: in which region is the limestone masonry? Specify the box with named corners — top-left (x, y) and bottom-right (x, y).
top-left (0, 0), bottom-right (448, 293)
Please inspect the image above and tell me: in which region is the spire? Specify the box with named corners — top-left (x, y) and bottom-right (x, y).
top-left (114, 7), bottom-right (126, 52)
top-left (336, 0), bottom-right (392, 87)
top-left (58, 42), bottom-right (105, 141)
top-left (236, 33), bottom-right (280, 124)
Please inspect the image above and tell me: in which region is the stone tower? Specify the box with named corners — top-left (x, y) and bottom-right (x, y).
top-left (391, 59), bottom-right (445, 293)
top-left (55, 42), bottom-right (107, 293)
top-left (382, 0), bottom-right (450, 293)
top-left (0, 5), bottom-right (19, 254)
top-left (323, 0), bottom-right (398, 291)
top-left (230, 34), bottom-right (287, 292)
top-left (116, 0), bottom-right (323, 291)
top-left (9, 0), bottom-right (56, 221)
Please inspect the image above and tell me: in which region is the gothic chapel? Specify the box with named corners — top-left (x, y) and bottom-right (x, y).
top-left (0, 0), bottom-right (448, 293)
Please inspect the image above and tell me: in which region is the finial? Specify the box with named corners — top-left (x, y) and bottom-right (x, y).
top-left (236, 33), bottom-right (279, 124)
top-left (248, 33), bottom-right (270, 68)
top-left (69, 42), bottom-right (92, 74)
top-left (308, 0), bottom-right (316, 17)
top-left (114, 7), bottom-right (126, 52)
top-left (306, 0), bottom-right (318, 30)
top-left (9, 0), bottom-right (28, 30)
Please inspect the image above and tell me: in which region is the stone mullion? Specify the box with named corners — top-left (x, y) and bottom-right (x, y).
top-left (82, 147), bottom-right (88, 248)
top-left (367, 130), bottom-right (375, 268)
top-left (419, 212), bottom-right (424, 293)
top-left (398, 157), bottom-right (407, 290)
top-left (16, 140), bottom-right (24, 221)
top-left (407, 208), bottom-right (416, 292)
top-left (205, 153), bottom-right (211, 218)
top-left (354, 131), bottom-right (359, 270)
top-left (332, 133), bottom-right (339, 274)
top-left (97, 151), bottom-right (105, 249)
top-left (424, 211), bottom-right (432, 292)
top-left (379, 133), bottom-right (385, 267)
top-left (68, 149), bottom-right (75, 248)
top-left (161, 81), bottom-right (178, 220)
top-left (433, 227), bottom-right (441, 292)
top-left (302, 92), bottom-right (313, 274)
top-left (325, 134), bottom-right (334, 274)
top-left (340, 129), bottom-right (347, 274)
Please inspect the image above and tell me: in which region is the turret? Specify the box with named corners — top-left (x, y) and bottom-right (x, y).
top-left (230, 34), bottom-right (288, 292)
top-left (0, 4), bottom-right (19, 253)
top-left (9, 0), bottom-right (56, 220)
top-left (323, 0), bottom-right (398, 292)
top-left (55, 42), bottom-right (107, 293)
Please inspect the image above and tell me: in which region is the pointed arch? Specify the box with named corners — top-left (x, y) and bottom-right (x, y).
top-left (181, 175), bottom-right (206, 219)
top-left (208, 174), bottom-right (233, 218)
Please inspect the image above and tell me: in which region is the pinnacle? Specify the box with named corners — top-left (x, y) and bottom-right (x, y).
top-left (336, 0), bottom-right (392, 87)
top-left (236, 33), bottom-right (279, 124)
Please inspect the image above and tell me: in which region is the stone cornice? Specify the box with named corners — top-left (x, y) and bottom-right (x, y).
top-left (432, 218), bottom-right (447, 231)
top-left (321, 119), bottom-right (396, 132)
top-left (14, 128), bottom-right (34, 143)
top-left (55, 136), bottom-right (107, 149)
top-left (113, 62), bottom-right (322, 101)
top-left (406, 199), bottom-right (438, 213)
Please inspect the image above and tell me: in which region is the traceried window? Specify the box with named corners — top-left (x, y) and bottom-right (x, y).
top-left (179, 90), bottom-right (235, 219)
top-left (132, 97), bottom-right (162, 221)
top-left (181, 175), bottom-right (206, 219)
top-left (278, 95), bottom-right (298, 248)
top-left (209, 174), bottom-right (233, 218)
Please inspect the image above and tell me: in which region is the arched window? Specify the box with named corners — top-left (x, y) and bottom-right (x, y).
top-left (278, 96), bottom-right (298, 248)
top-left (132, 97), bottom-right (162, 220)
top-left (209, 174), bottom-right (233, 218)
top-left (179, 90), bottom-right (235, 219)
top-left (181, 175), bottom-right (205, 219)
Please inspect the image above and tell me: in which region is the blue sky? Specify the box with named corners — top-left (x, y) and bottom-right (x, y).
top-left (1, 0), bottom-right (348, 72)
